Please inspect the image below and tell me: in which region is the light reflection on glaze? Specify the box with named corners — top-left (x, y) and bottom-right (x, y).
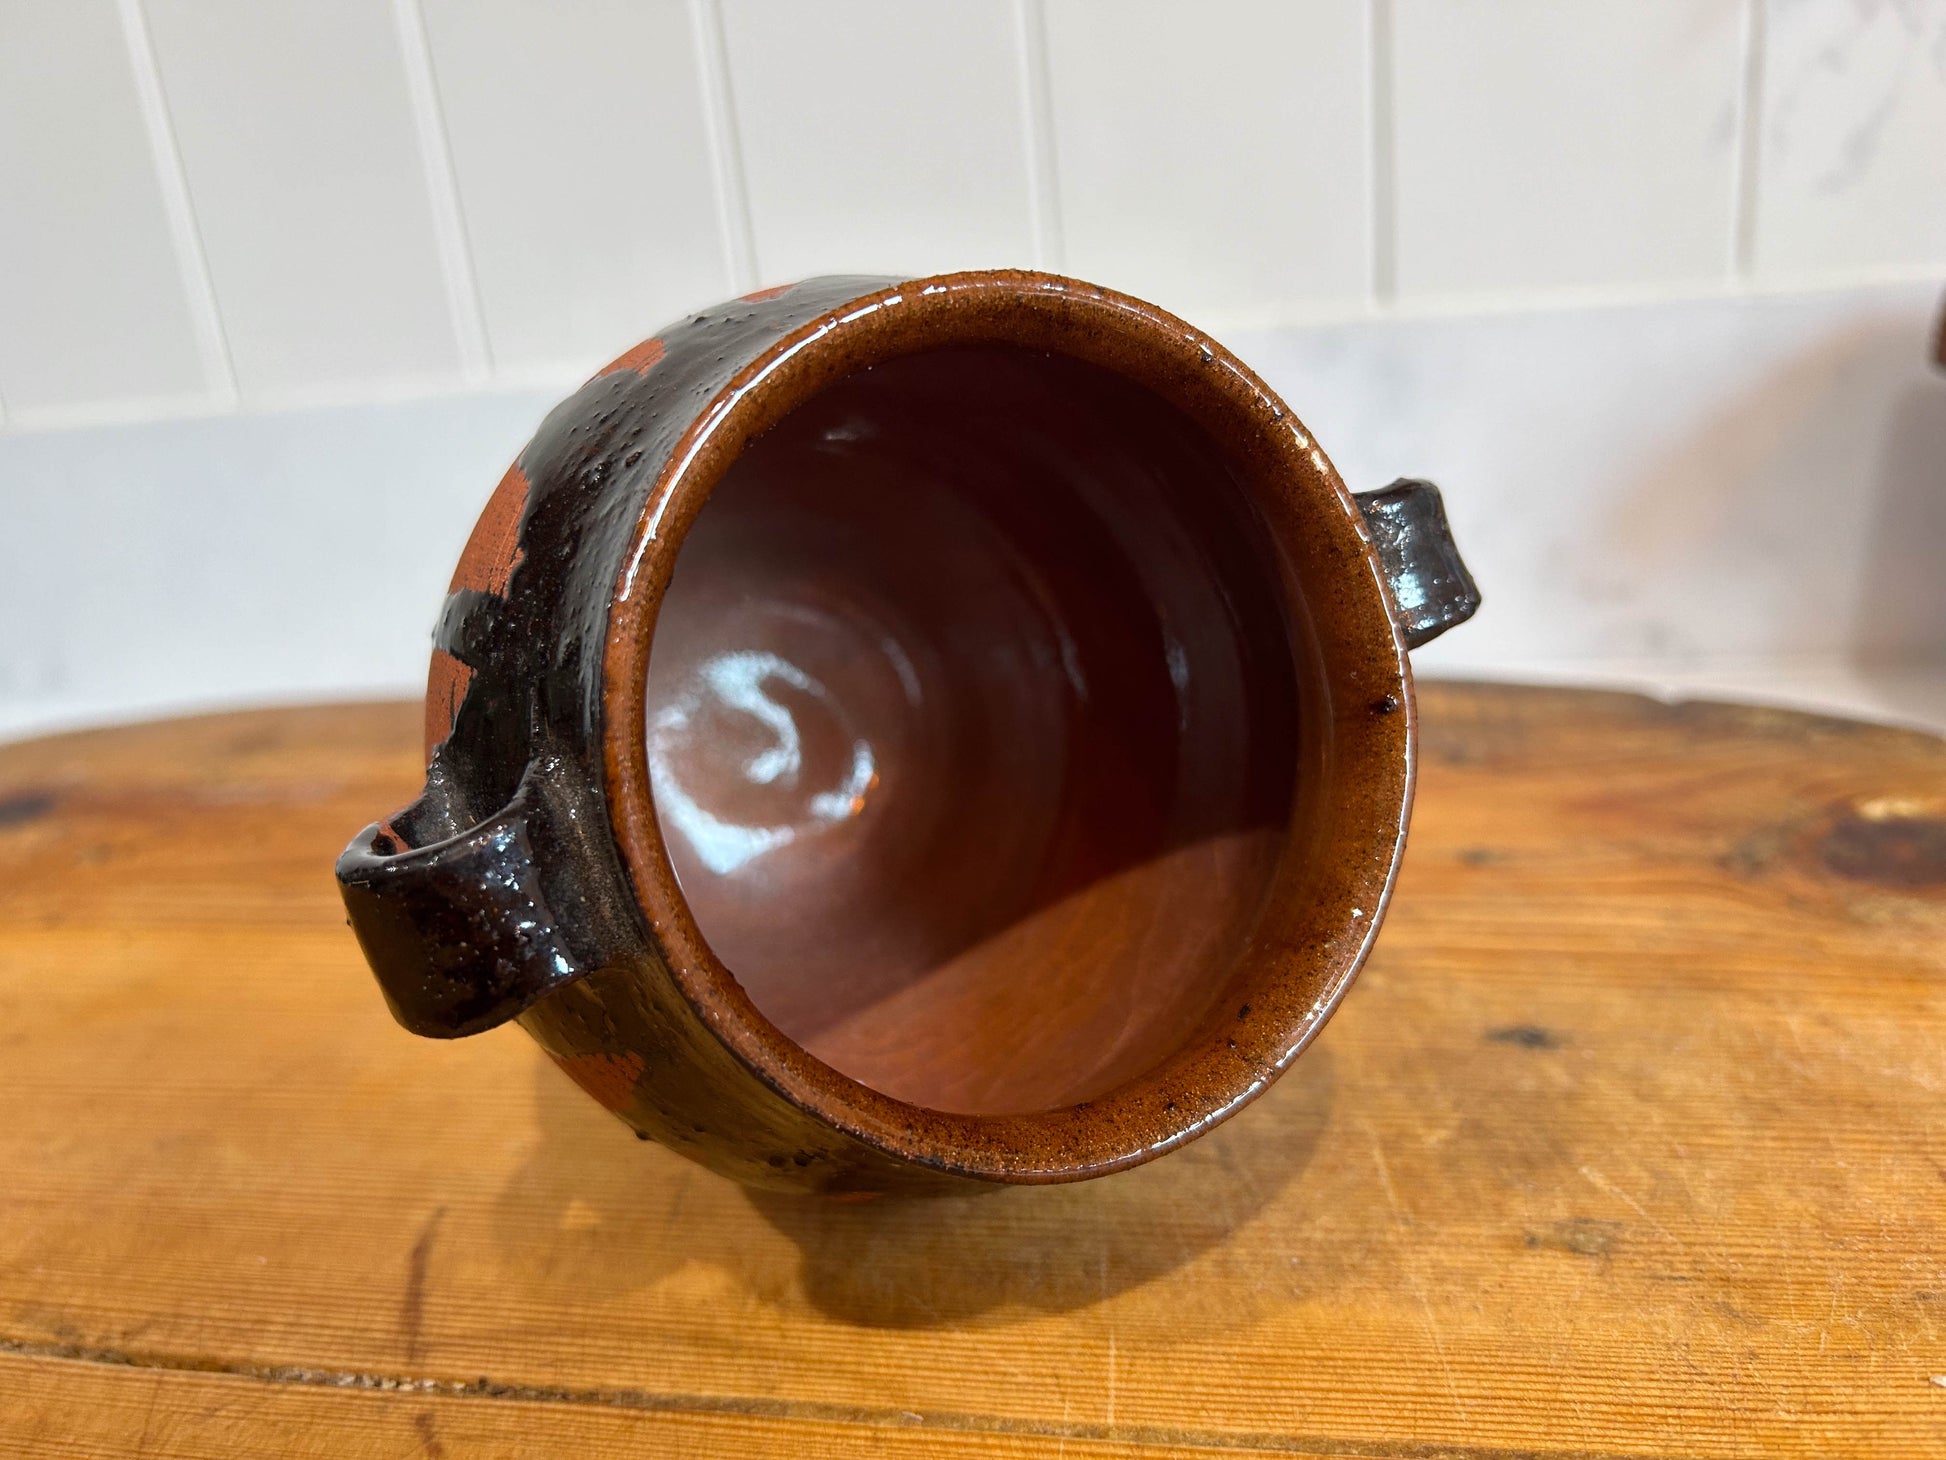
top-left (649, 648), bottom-right (878, 876)
top-left (643, 341), bottom-right (1303, 1114)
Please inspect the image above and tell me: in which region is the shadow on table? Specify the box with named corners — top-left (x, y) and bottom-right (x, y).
top-left (501, 1039), bottom-right (1337, 1332)
top-left (742, 1048), bottom-right (1336, 1329)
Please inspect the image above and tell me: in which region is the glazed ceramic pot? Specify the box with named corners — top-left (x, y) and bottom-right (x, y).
top-left (336, 271), bottom-right (1479, 1195)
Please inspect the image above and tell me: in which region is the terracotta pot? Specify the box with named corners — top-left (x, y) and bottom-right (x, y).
top-left (336, 271), bottom-right (1479, 1195)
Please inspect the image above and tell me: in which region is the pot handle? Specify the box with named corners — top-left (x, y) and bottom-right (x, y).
top-left (335, 754), bottom-right (596, 1039)
top-left (1355, 479), bottom-right (1482, 649)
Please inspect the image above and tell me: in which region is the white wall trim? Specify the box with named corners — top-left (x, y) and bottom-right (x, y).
top-left (1731, 0), bottom-right (1768, 281)
top-left (690, 0), bottom-right (758, 294)
top-left (1014, 0), bottom-right (1065, 273)
top-left (391, 0), bottom-right (493, 385)
top-left (1369, 0), bottom-right (1399, 305)
top-left (116, 0), bottom-right (237, 409)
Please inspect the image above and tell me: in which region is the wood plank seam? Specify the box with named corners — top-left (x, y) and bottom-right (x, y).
top-left (0, 1336), bottom-right (1679, 1460)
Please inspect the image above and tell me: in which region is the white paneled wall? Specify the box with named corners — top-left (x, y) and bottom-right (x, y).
top-left (1389, 0), bottom-right (1748, 299)
top-left (141, 0), bottom-right (466, 403)
top-left (418, 0), bottom-right (731, 379)
top-left (720, 0), bottom-right (1042, 281)
top-left (1044, 0), bottom-right (1371, 319)
top-left (3, 0), bottom-right (1946, 738)
top-left (1757, 0), bottom-right (1946, 278)
top-left (0, 0), bottom-right (213, 419)
top-left (6, 0), bottom-right (1943, 424)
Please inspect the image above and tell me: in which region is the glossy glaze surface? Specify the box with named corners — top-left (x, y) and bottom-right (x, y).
top-left (647, 344), bottom-right (1298, 1113)
top-left (338, 271), bottom-right (1450, 1193)
top-left (597, 274), bottom-right (1423, 1188)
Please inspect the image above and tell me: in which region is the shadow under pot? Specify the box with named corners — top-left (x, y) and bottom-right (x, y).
top-left (336, 270), bottom-right (1479, 1196)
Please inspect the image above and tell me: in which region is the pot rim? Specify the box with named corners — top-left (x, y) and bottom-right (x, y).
top-left (600, 269), bottom-right (1414, 1183)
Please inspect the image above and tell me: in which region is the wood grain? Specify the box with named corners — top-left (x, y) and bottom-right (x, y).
top-left (1, 683), bottom-right (1942, 1457)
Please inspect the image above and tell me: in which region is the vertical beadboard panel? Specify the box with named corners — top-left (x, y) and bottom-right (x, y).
top-left (1014, 0), bottom-right (1064, 271)
top-left (1042, 0), bottom-right (1369, 322)
top-left (719, 0), bottom-right (1036, 282)
top-left (1754, 0), bottom-right (1946, 279)
top-left (143, 0), bottom-right (462, 402)
top-left (1391, 0), bottom-right (1746, 300)
top-left (392, 0), bottom-right (492, 385)
top-left (419, 0), bottom-right (731, 377)
top-left (0, 0), bottom-right (208, 419)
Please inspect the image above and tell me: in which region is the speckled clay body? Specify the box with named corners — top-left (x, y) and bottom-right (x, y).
top-left (336, 271), bottom-right (1479, 1195)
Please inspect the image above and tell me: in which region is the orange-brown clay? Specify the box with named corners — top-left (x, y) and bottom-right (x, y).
top-left (645, 344), bottom-right (1297, 1114)
top-left (424, 462), bottom-right (531, 753)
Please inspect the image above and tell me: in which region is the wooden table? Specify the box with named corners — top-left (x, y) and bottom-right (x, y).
top-left (2, 682), bottom-right (1943, 1457)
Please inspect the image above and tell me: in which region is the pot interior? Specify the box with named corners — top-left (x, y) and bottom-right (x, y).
top-left (645, 343), bottom-right (1301, 1115)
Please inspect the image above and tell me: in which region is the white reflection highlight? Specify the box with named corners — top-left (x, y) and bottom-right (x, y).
top-left (650, 649), bottom-right (877, 876)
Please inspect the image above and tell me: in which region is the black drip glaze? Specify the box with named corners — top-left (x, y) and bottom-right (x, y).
top-left (337, 277), bottom-right (897, 1039)
top-left (1354, 479), bottom-right (1482, 650)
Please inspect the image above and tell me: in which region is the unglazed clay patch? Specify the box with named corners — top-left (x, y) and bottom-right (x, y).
top-left (593, 337), bottom-right (668, 379)
top-left (424, 462), bottom-right (531, 755)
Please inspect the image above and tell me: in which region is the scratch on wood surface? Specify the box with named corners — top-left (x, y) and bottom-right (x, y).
top-left (1106, 1330), bottom-right (1117, 1428)
top-left (1577, 1165), bottom-right (1682, 1250)
top-left (1414, 1280), bottom-right (1467, 1425)
top-left (1364, 1121), bottom-right (1466, 1423)
top-left (401, 1207), bottom-right (445, 1362)
top-left (1820, 1272), bottom-right (1847, 1355)
top-left (1097, 1241), bottom-right (1117, 1428)
top-left (133, 1368), bottom-right (163, 1457)
top-left (1365, 1125), bottom-right (1404, 1220)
